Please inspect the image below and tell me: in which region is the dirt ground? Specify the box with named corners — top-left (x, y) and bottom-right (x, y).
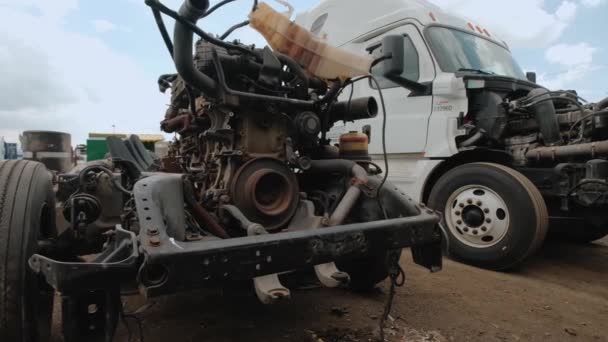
top-left (52, 237), bottom-right (608, 342)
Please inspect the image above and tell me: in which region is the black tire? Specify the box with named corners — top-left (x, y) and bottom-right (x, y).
top-left (0, 160), bottom-right (56, 342)
top-left (338, 251), bottom-right (398, 291)
top-left (565, 225), bottom-right (608, 243)
top-left (551, 209), bottom-right (608, 243)
top-left (428, 163), bottom-right (548, 270)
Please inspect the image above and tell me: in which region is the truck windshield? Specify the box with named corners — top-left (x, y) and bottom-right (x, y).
top-left (426, 26), bottom-right (525, 80)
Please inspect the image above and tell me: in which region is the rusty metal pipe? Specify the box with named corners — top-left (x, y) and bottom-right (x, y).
top-left (308, 160), bottom-right (369, 226)
top-left (161, 114), bottom-right (191, 133)
top-left (221, 205), bottom-right (261, 232)
top-left (329, 186), bottom-right (361, 226)
top-left (183, 180), bottom-right (230, 239)
top-left (525, 140), bottom-right (608, 161)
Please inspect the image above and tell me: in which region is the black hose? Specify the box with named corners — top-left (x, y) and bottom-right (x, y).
top-left (172, 0), bottom-right (219, 96)
top-left (521, 95), bottom-right (586, 140)
top-left (203, 0), bottom-right (258, 18)
top-left (598, 97), bottom-right (608, 111)
top-left (522, 90), bottom-right (588, 105)
top-left (275, 52), bottom-right (310, 89)
top-left (145, 0), bottom-right (258, 56)
top-left (151, 8), bottom-right (174, 57)
top-left (220, 20), bottom-right (250, 40)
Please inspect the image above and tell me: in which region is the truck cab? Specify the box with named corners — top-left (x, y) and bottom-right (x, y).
top-left (297, 0), bottom-right (608, 270)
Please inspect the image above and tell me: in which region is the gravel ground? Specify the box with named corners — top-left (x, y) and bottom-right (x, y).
top-left (52, 237), bottom-right (608, 342)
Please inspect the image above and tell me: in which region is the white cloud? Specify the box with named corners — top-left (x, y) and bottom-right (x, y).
top-left (91, 19), bottom-right (117, 33)
top-left (428, 0), bottom-right (578, 48)
top-left (581, 0), bottom-right (607, 7)
top-left (539, 42), bottom-right (599, 90)
top-left (0, 1), bottom-right (169, 144)
top-left (545, 42), bottom-right (596, 66)
top-left (556, 1), bottom-right (578, 21)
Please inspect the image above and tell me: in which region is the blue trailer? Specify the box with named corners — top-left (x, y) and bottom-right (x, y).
top-left (4, 142), bottom-right (18, 160)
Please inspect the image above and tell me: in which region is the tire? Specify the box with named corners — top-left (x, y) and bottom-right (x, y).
top-left (0, 160), bottom-right (56, 342)
top-left (551, 209), bottom-right (608, 243)
top-left (428, 162), bottom-right (548, 270)
top-left (566, 224), bottom-right (608, 243)
top-left (338, 251), bottom-right (398, 291)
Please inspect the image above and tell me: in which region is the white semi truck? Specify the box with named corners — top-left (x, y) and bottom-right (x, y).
top-left (297, 0), bottom-right (608, 270)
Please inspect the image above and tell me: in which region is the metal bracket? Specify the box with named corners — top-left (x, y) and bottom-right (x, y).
top-left (249, 220), bottom-right (291, 304)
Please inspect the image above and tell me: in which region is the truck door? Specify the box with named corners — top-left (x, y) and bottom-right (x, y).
top-left (338, 24), bottom-right (436, 154)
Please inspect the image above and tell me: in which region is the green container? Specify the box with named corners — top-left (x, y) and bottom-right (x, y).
top-left (86, 139), bottom-right (109, 161)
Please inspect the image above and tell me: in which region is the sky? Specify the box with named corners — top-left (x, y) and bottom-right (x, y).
top-left (0, 0), bottom-right (607, 145)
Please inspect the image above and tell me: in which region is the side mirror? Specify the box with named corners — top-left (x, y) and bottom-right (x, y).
top-left (370, 35), bottom-right (428, 94)
top-left (378, 35), bottom-right (406, 80)
top-left (526, 71), bottom-right (537, 83)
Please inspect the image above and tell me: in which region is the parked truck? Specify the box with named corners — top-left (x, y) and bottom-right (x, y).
top-left (296, 0), bottom-right (608, 270)
top-left (0, 1), bottom-right (442, 341)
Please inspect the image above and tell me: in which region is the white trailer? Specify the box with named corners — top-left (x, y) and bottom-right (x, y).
top-left (297, 0), bottom-right (608, 270)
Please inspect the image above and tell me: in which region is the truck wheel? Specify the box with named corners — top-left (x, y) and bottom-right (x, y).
top-left (428, 163), bottom-right (548, 270)
top-left (0, 160), bottom-right (56, 342)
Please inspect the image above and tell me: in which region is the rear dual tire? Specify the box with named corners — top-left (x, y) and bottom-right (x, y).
top-left (428, 163), bottom-right (548, 270)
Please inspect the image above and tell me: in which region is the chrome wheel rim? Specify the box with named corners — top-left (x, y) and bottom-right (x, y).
top-left (444, 185), bottom-right (510, 248)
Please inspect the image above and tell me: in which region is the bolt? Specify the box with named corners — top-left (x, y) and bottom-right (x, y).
top-left (457, 220), bottom-right (463, 225)
top-left (476, 201), bottom-right (482, 206)
top-left (455, 211), bottom-right (461, 216)
top-left (149, 236), bottom-right (161, 247)
top-left (484, 208), bottom-right (490, 214)
top-left (473, 230), bottom-right (478, 235)
top-left (486, 218), bottom-right (492, 224)
top-left (459, 203), bottom-right (465, 208)
top-left (481, 227), bottom-right (488, 232)
top-left (467, 199), bottom-right (473, 204)
top-left (463, 227), bottom-right (469, 232)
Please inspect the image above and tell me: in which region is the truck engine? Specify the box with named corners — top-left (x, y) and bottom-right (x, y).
top-left (460, 75), bottom-right (608, 232)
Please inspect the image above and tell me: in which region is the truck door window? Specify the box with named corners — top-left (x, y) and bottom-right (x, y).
top-left (311, 14), bottom-right (328, 36)
top-left (369, 35), bottom-right (419, 89)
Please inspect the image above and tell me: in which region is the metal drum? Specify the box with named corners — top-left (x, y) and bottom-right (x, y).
top-left (21, 131), bottom-right (73, 173)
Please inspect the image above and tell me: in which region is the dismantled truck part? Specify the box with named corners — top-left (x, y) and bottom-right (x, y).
top-left (0, 1), bottom-right (441, 341)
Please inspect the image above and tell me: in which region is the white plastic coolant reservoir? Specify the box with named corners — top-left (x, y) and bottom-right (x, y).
top-left (249, 2), bottom-right (372, 80)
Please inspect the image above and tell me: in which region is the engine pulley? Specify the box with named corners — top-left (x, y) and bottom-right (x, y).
top-left (230, 158), bottom-right (300, 231)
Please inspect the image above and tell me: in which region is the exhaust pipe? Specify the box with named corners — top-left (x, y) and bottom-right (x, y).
top-left (173, 0), bottom-right (218, 96)
top-left (331, 97), bottom-right (378, 123)
top-left (526, 140), bottom-right (608, 161)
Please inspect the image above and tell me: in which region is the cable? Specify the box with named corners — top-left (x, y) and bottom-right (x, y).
top-left (203, 0), bottom-right (258, 18)
top-left (368, 75), bottom-right (389, 197)
top-left (220, 20), bottom-right (250, 40)
top-left (521, 91), bottom-right (588, 106)
top-left (145, 0), bottom-right (258, 56)
top-left (378, 263), bottom-right (405, 342)
top-left (151, 8), bottom-right (174, 57)
top-left (323, 75), bottom-right (389, 197)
